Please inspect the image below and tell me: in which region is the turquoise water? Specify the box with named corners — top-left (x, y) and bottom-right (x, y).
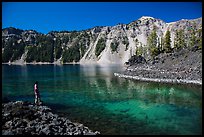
top-left (2, 64), bottom-right (202, 135)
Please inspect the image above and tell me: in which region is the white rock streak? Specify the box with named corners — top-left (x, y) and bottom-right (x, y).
top-left (114, 73), bottom-right (202, 85)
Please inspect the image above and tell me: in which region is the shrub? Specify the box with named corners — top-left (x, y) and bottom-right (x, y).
top-left (110, 42), bottom-right (119, 53)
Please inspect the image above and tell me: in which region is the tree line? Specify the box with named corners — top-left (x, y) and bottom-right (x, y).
top-left (135, 25), bottom-right (202, 59)
top-left (2, 31), bottom-right (89, 63)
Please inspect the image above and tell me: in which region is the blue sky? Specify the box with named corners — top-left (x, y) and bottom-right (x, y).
top-left (2, 2), bottom-right (202, 34)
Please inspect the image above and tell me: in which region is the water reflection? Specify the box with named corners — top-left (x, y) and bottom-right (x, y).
top-left (79, 64), bottom-right (201, 107)
top-left (2, 64), bottom-right (202, 135)
top-left (2, 64), bottom-right (201, 108)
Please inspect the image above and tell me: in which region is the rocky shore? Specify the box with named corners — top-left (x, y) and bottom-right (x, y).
top-left (116, 49), bottom-right (202, 85)
top-left (2, 101), bottom-right (100, 135)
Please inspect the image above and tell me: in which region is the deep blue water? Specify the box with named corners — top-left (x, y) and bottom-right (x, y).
top-left (2, 64), bottom-right (202, 135)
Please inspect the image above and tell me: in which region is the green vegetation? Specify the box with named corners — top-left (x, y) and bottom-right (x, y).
top-left (174, 29), bottom-right (185, 50)
top-left (11, 43), bottom-right (25, 61)
top-left (156, 37), bottom-right (163, 53)
top-left (110, 41), bottom-right (119, 53)
top-left (79, 43), bottom-right (86, 58)
top-left (77, 32), bottom-right (90, 58)
top-left (2, 46), bottom-right (13, 62)
top-left (69, 31), bottom-right (79, 41)
top-left (62, 35), bottom-right (69, 44)
top-left (164, 30), bottom-right (172, 53)
top-left (54, 38), bottom-right (62, 60)
top-left (122, 35), bottom-right (129, 51)
top-left (147, 28), bottom-right (159, 58)
top-left (2, 31), bottom-right (89, 63)
top-left (25, 46), bottom-right (38, 62)
top-left (189, 30), bottom-right (196, 48)
top-left (62, 45), bottom-right (80, 63)
top-left (135, 46), bottom-right (143, 56)
top-left (25, 35), bottom-right (54, 62)
top-left (3, 21), bottom-right (202, 63)
top-left (2, 38), bottom-right (26, 62)
top-left (26, 44), bottom-right (54, 62)
top-left (95, 38), bottom-right (106, 57)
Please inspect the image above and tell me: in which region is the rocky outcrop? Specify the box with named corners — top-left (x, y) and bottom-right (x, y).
top-left (125, 55), bottom-right (147, 65)
top-left (2, 101), bottom-right (100, 135)
top-left (115, 48), bottom-right (202, 85)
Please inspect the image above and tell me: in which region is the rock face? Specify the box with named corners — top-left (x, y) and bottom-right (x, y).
top-left (2, 16), bottom-right (202, 64)
top-left (2, 101), bottom-right (100, 135)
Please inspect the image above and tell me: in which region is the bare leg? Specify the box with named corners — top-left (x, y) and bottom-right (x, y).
top-left (35, 97), bottom-right (37, 105)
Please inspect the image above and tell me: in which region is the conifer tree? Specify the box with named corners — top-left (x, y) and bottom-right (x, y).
top-left (147, 28), bottom-right (159, 57)
top-left (160, 37), bottom-right (164, 53)
top-left (164, 30), bottom-right (172, 53)
top-left (174, 29), bottom-right (185, 50)
top-left (189, 28), bottom-right (196, 48)
top-left (135, 45), bottom-right (143, 56)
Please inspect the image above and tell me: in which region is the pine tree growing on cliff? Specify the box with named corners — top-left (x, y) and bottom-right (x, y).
top-left (147, 27), bottom-right (159, 58)
top-left (164, 30), bottom-right (172, 53)
top-left (135, 45), bottom-right (143, 56)
top-left (179, 29), bottom-right (186, 48)
top-left (160, 37), bottom-right (164, 53)
top-left (95, 37), bottom-right (106, 57)
top-left (174, 29), bottom-right (185, 50)
top-left (187, 22), bottom-right (196, 48)
top-left (189, 28), bottom-right (196, 48)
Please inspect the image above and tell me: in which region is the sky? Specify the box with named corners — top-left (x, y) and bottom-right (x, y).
top-left (2, 2), bottom-right (202, 34)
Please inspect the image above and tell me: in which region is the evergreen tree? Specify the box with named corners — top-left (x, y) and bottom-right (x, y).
top-left (54, 38), bottom-right (62, 60)
top-left (189, 28), bottom-right (196, 48)
top-left (95, 38), bottom-right (106, 57)
top-left (122, 35), bottom-right (129, 51)
top-left (62, 45), bottom-right (80, 63)
top-left (164, 30), bottom-right (172, 53)
top-left (110, 41), bottom-right (119, 53)
top-left (147, 28), bottom-right (159, 58)
top-left (135, 46), bottom-right (143, 56)
top-left (160, 37), bottom-right (164, 53)
top-left (174, 29), bottom-right (185, 50)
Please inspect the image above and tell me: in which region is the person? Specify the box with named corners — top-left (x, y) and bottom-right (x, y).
top-left (34, 81), bottom-right (42, 105)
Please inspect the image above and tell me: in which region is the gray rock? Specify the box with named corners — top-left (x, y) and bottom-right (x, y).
top-left (40, 126), bottom-right (51, 135)
top-left (2, 101), bottom-right (100, 135)
top-left (4, 120), bottom-right (13, 129)
top-left (2, 130), bottom-right (14, 135)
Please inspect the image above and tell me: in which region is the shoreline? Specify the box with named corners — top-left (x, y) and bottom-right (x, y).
top-left (2, 101), bottom-right (100, 135)
top-left (114, 73), bottom-right (202, 86)
top-left (2, 62), bottom-right (79, 65)
top-left (2, 62), bottom-right (124, 66)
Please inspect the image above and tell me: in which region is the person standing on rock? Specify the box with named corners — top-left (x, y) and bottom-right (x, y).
top-left (34, 81), bottom-right (42, 105)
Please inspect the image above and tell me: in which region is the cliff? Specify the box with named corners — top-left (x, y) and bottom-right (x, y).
top-left (2, 16), bottom-right (202, 65)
